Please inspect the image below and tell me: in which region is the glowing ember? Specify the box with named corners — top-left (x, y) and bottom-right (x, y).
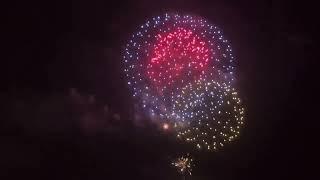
top-left (163, 123), bottom-right (169, 130)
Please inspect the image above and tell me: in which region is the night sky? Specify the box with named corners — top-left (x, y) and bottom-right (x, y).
top-left (2, 0), bottom-right (317, 179)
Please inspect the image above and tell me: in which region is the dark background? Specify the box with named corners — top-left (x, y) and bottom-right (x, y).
top-left (2, 0), bottom-right (317, 179)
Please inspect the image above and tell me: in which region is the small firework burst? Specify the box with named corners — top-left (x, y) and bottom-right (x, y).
top-left (172, 154), bottom-right (194, 176)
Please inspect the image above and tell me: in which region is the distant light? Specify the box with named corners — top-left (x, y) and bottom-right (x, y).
top-left (163, 123), bottom-right (169, 130)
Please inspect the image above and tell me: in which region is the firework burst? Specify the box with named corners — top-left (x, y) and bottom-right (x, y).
top-left (124, 13), bottom-right (236, 119)
top-left (124, 13), bottom-right (245, 151)
top-left (172, 78), bottom-right (244, 150)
